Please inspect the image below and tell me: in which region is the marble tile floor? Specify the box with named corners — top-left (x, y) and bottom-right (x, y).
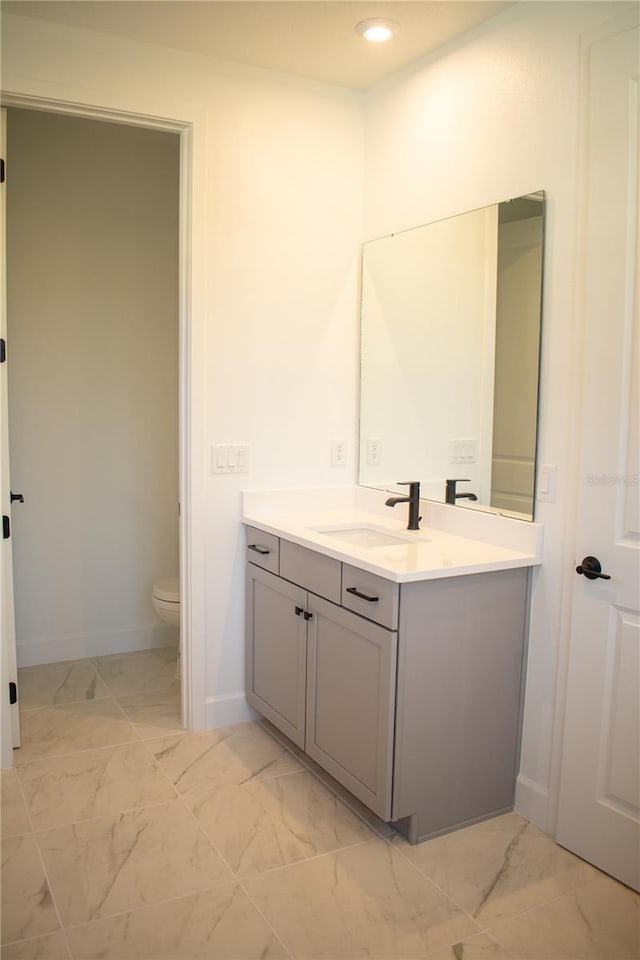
top-left (1, 651), bottom-right (639, 959)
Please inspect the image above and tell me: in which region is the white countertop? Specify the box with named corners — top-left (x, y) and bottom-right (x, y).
top-left (243, 487), bottom-right (543, 583)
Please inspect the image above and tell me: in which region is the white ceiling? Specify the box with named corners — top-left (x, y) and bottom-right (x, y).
top-left (2, 1), bottom-right (514, 91)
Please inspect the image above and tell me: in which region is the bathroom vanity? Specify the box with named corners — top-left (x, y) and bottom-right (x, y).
top-left (243, 487), bottom-right (542, 844)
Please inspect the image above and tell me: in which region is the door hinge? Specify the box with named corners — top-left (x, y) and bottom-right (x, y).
top-left (0, 159), bottom-right (5, 184)
top-left (0, 338), bottom-right (5, 363)
top-left (9, 682), bottom-right (17, 705)
top-left (2, 515), bottom-right (10, 539)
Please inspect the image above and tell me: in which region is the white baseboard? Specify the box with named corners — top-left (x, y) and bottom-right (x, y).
top-left (17, 623), bottom-right (179, 667)
top-left (205, 692), bottom-right (257, 729)
top-left (515, 773), bottom-right (550, 832)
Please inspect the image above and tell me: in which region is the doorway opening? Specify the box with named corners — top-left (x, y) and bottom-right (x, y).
top-left (1, 99), bottom-right (194, 766)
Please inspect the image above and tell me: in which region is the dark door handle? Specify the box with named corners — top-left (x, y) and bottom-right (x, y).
top-left (576, 556), bottom-right (611, 581)
top-left (10, 491), bottom-right (24, 504)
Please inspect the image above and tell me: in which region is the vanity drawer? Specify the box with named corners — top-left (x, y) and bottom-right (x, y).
top-left (245, 526), bottom-right (280, 574)
top-left (341, 564), bottom-right (399, 630)
top-left (280, 540), bottom-right (341, 604)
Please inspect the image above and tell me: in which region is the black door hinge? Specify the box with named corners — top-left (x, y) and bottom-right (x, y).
top-left (0, 339), bottom-right (5, 363)
top-left (9, 682), bottom-right (17, 705)
top-left (2, 515), bottom-right (10, 539)
top-left (0, 159), bottom-right (5, 184)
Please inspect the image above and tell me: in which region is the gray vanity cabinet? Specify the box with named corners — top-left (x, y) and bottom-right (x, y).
top-left (306, 594), bottom-right (397, 820)
top-left (246, 564), bottom-right (307, 748)
top-left (246, 553), bottom-right (397, 819)
top-left (391, 567), bottom-right (529, 843)
top-left (246, 527), bottom-right (530, 843)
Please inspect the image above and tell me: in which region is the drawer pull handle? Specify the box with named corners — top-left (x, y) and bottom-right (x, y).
top-left (248, 544), bottom-right (270, 556)
top-left (346, 586), bottom-right (379, 603)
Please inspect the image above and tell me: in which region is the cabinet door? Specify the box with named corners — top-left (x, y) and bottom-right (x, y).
top-left (305, 594), bottom-right (397, 820)
top-left (246, 564), bottom-right (307, 748)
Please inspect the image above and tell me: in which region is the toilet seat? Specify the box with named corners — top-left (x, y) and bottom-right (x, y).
top-left (153, 578), bottom-right (180, 603)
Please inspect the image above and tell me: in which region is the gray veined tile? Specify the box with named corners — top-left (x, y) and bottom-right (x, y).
top-left (188, 768), bottom-right (374, 877)
top-left (116, 681), bottom-right (182, 739)
top-left (390, 812), bottom-right (602, 925)
top-left (93, 647), bottom-right (178, 697)
top-left (1, 932), bottom-right (71, 959)
top-left (17, 660), bottom-right (110, 710)
top-left (427, 932), bottom-right (516, 959)
top-left (1, 835), bottom-right (60, 945)
top-left (485, 871), bottom-right (640, 959)
top-left (65, 885), bottom-right (289, 959)
top-left (37, 797), bottom-right (234, 926)
top-left (1, 768), bottom-right (31, 838)
top-left (243, 838), bottom-right (480, 959)
top-left (261, 718), bottom-right (394, 837)
top-left (14, 700), bottom-right (138, 766)
top-left (17, 742), bottom-right (177, 830)
top-left (147, 721), bottom-right (301, 798)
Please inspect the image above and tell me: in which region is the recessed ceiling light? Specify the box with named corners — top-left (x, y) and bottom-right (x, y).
top-left (355, 18), bottom-right (399, 43)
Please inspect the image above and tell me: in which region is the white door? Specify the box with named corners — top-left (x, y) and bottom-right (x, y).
top-left (556, 16), bottom-right (640, 891)
top-left (0, 107), bottom-right (21, 766)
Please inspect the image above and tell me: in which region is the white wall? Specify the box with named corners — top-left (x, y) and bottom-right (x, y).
top-left (359, 205), bottom-right (497, 501)
top-left (0, 12), bottom-right (364, 725)
top-left (363, 0), bottom-right (631, 830)
top-left (7, 109), bottom-right (180, 665)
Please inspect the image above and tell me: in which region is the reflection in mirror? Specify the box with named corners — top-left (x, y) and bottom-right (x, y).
top-left (359, 192), bottom-right (544, 521)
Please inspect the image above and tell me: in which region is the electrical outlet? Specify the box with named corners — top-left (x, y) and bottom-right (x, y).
top-left (367, 437), bottom-right (383, 466)
top-left (331, 438), bottom-right (347, 467)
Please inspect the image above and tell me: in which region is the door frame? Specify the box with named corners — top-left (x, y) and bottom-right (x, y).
top-left (0, 90), bottom-right (204, 751)
top-left (546, 5), bottom-right (640, 837)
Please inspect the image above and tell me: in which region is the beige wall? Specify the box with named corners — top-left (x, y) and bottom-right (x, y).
top-left (491, 214), bottom-right (543, 515)
top-left (7, 109), bottom-right (180, 664)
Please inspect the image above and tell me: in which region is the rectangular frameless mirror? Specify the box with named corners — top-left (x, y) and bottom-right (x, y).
top-left (358, 191), bottom-right (545, 521)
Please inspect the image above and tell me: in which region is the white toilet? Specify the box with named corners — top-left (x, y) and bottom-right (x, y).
top-left (151, 577), bottom-right (180, 627)
top-left (152, 578), bottom-right (181, 679)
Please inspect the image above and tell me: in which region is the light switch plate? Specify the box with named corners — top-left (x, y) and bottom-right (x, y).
top-left (448, 438), bottom-right (477, 464)
top-left (212, 444), bottom-right (250, 474)
top-left (536, 464), bottom-right (557, 502)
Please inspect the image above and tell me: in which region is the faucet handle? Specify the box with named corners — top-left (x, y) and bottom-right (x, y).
top-left (445, 478), bottom-right (471, 505)
top-left (398, 481), bottom-right (420, 489)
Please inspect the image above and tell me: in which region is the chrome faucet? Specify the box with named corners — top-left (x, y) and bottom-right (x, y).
top-left (445, 478), bottom-right (478, 505)
top-left (385, 481), bottom-right (421, 530)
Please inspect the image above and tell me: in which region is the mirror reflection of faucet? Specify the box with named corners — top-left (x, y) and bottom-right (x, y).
top-left (445, 478), bottom-right (479, 505)
top-left (385, 481), bottom-right (422, 530)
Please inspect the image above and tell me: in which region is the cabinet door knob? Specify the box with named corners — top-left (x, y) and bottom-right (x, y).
top-left (294, 606), bottom-right (304, 617)
top-left (303, 611), bottom-right (313, 621)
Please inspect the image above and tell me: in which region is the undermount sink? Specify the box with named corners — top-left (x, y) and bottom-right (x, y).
top-left (311, 524), bottom-right (429, 548)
